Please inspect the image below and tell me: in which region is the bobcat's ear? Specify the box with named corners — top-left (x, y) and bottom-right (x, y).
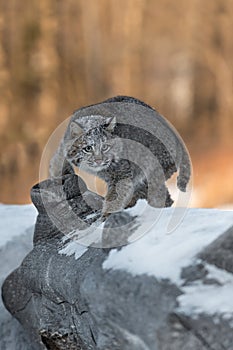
top-left (69, 121), bottom-right (83, 137)
top-left (104, 116), bottom-right (116, 132)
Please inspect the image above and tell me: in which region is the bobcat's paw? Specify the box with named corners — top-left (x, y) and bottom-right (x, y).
top-left (148, 192), bottom-right (174, 208)
top-left (102, 201), bottom-right (123, 217)
top-left (165, 194), bottom-right (174, 207)
top-left (101, 211), bottom-right (111, 221)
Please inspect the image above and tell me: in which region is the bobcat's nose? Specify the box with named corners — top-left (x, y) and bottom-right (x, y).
top-left (95, 158), bottom-right (102, 165)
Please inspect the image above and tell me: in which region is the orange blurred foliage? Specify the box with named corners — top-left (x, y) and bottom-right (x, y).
top-left (0, 0), bottom-right (232, 207)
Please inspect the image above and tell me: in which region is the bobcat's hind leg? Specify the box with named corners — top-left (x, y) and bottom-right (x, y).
top-left (147, 182), bottom-right (173, 208)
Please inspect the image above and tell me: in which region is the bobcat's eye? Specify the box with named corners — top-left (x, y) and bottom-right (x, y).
top-left (83, 145), bottom-right (93, 153)
top-left (102, 144), bottom-right (110, 152)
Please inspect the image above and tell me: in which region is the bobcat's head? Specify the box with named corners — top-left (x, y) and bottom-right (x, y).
top-left (65, 115), bottom-right (121, 173)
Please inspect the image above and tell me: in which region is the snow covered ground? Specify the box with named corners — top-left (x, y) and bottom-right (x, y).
top-left (178, 264), bottom-right (233, 318)
top-left (0, 204), bottom-right (37, 248)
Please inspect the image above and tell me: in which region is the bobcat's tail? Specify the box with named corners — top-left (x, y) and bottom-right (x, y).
top-left (177, 142), bottom-right (191, 192)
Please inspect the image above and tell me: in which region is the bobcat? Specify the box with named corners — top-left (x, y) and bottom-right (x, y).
top-left (49, 96), bottom-right (191, 216)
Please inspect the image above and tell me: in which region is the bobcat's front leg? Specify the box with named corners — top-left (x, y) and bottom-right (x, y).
top-left (102, 178), bottom-right (134, 217)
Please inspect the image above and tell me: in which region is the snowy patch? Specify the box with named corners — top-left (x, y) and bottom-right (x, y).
top-left (0, 204), bottom-right (37, 248)
top-left (103, 204), bottom-right (233, 316)
top-left (103, 207), bottom-right (233, 284)
top-left (58, 220), bottom-right (105, 259)
top-left (59, 241), bottom-right (88, 260)
top-left (178, 264), bottom-right (233, 317)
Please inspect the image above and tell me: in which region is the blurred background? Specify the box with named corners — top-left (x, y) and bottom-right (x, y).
top-left (0, 0), bottom-right (232, 207)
